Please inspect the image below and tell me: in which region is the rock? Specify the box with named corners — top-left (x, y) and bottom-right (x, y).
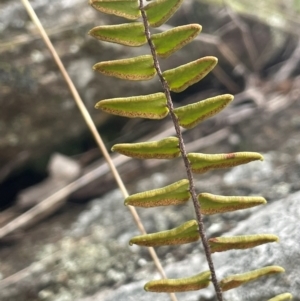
top-left (47, 153), bottom-right (81, 180)
top-left (16, 153), bottom-right (81, 209)
top-left (212, 191), bottom-right (300, 301)
top-left (79, 190), bottom-right (300, 301)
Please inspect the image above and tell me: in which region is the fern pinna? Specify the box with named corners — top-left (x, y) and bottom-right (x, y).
top-left (88, 0), bottom-right (291, 300)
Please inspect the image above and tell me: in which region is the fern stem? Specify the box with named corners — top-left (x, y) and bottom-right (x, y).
top-left (19, 1), bottom-right (175, 299)
top-left (139, 1), bottom-right (223, 300)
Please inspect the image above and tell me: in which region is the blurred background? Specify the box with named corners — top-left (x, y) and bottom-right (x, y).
top-left (0, 0), bottom-right (300, 300)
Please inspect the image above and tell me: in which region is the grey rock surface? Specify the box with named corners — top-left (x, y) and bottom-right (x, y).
top-left (214, 191), bottom-right (300, 301)
top-left (79, 190), bottom-right (300, 301)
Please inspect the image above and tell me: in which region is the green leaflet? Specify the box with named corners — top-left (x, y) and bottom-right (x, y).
top-left (145, 0), bottom-right (184, 28)
top-left (89, 22), bottom-right (146, 46)
top-left (88, 1), bottom-right (292, 299)
top-left (220, 266), bottom-right (285, 291)
top-left (163, 57), bottom-right (218, 92)
top-left (268, 293), bottom-right (293, 301)
top-left (187, 152), bottom-right (264, 174)
top-left (125, 179), bottom-right (190, 207)
top-left (209, 234), bottom-right (279, 253)
top-left (152, 24), bottom-right (202, 58)
top-left (197, 193), bottom-right (267, 215)
top-left (174, 94), bottom-right (234, 129)
top-left (112, 137), bottom-right (180, 159)
top-left (144, 270), bottom-right (211, 292)
top-left (93, 55), bottom-right (156, 80)
top-left (89, 0), bottom-right (140, 20)
top-left (129, 220), bottom-right (199, 247)
top-left (95, 93), bottom-right (169, 119)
